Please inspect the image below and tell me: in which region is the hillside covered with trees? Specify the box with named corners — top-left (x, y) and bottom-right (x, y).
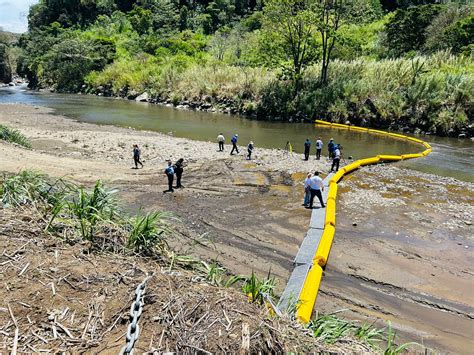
top-left (11, 0), bottom-right (474, 136)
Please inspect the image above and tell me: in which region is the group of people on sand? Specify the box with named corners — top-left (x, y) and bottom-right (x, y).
top-left (303, 137), bottom-right (343, 173)
top-left (303, 171), bottom-right (325, 209)
top-left (217, 133), bottom-right (254, 160)
top-left (132, 144), bottom-right (185, 193)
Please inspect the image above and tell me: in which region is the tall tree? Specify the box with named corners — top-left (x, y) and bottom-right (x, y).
top-left (263, 0), bottom-right (318, 78)
top-left (317, 0), bottom-right (349, 84)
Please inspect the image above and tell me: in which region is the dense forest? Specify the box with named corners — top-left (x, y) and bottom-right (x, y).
top-left (4, 0), bottom-right (474, 135)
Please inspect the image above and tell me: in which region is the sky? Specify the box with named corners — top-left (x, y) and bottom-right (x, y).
top-left (0, 0), bottom-right (38, 33)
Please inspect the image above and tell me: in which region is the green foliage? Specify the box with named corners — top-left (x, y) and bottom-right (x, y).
top-left (241, 271), bottom-right (276, 305)
top-left (0, 43), bottom-right (12, 82)
top-left (1, 171), bottom-right (54, 208)
top-left (199, 260), bottom-right (244, 287)
top-left (127, 211), bottom-right (173, 254)
top-left (0, 125), bottom-right (31, 148)
top-left (308, 313), bottom-right (420, 352)
top-left (384, 4), bottom-right (443, 57)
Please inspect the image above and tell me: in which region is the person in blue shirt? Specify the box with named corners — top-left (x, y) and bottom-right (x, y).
top-left (328, 138), bottom-right (335, 159)
top-left (304, 138), bottom-right (311, 161)
top-left (164, 161), bottom-right (174, 192)
top-left (230, 134), bottom-right (239, 155)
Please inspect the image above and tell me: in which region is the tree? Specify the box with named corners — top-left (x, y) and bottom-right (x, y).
top-left (317, 0), bottom-right (350, 84)
top-left (263, 0), bottom-right (319, 78)
top-left (0, 43), bottom-right (12, 83)
top-left (384, 4), bottom-right (443, 57)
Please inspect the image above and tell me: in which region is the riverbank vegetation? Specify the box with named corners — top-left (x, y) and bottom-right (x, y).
top-left (11, 0), bottom-right (474, 136)
top-left (0, 124), bottom-right (32, 148)
top-left (0, 169), bottom-right (420, 352)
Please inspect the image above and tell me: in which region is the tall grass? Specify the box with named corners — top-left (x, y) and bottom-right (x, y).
top-left (0, 124), bottom-right (32, 148)
top-left (242, 270), bottom-right (276, 305)
top-left (127, 211), bottom-right (173, 254)
top-left (308, 312), bottom-right (421, 352)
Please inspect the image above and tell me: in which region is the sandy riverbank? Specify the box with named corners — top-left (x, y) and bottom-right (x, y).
top-left (1, 103), bottom-right (473, 352)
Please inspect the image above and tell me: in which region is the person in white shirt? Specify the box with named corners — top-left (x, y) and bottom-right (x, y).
top-left (331, 145), bottom-right (343, 172)
top-left (315, 137), bottom-right (323, 160)
top-left (303, 172), bottom-right (312, 206)
top-left (308, 171), bottom-right (325, 209)
top-left (217, 133), bottom-right (225, 152)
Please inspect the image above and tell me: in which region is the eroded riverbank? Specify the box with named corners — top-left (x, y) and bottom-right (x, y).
top-left (1, 103), bottom-right (473, 352)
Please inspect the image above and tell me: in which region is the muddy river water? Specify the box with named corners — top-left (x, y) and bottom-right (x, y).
top-left (1, 86), bottom-right (473, 352)
top-left (1, 85), bottom-right (473, 182)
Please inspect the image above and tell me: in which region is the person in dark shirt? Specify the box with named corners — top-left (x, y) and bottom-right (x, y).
top-left (133, 144), bottom-right (143, 169)
top-left (304, 138), bottom-right (311, 161)
top-left (164, 161), bottom-right (174, 192)
top-left (247, 141), bottom-right (254, 160)
top-left (328, 138), bottom-right (335, 159)
top-left (174, 158), bottom-right (184, 188)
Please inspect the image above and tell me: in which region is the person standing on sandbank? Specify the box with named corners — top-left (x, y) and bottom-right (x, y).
top-left (217, 133), bottom-right (225, 152)
top-left (328, 138), bottom-right (335, 159)
top-left (304, 138), bottom-right (311, 161)
top-left (247, 141), bottom-right (254, 160)
top-left (315, 137), bottom-right (323, 160)
top-left (331, 145), bottom-right (342, 172)
top-left (303, 172), bottom-right (312, 207)
top-left (230, 134), bottom-right (239, 155)
top-left (133, 144), bottom-right (143, 169)
top-left (308, 171), bottom-right (325, 209)
top-left (164, 161), bottom-right (174, 193)
top-left (174, 158), bottom-right (184, 188)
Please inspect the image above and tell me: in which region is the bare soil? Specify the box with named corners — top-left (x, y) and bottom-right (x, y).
top-left (1, 103), bottom-right (473, 353)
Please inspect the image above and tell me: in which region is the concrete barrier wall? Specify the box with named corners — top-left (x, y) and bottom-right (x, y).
top-left (291, 120), bottom-right (433, 324)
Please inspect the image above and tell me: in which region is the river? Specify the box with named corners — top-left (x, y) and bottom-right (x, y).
top-left (1, 85), bottom-right (472, 182)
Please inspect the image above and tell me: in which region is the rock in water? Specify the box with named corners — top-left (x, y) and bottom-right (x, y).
top-left (136, 92), bottom-right (150, 102)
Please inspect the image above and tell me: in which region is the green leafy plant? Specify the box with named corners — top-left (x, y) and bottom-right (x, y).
top-left (199, 260), bottom-right (243, 287)
top-left (0, 125), bottom-right (32, 149)
top-left (241, 270), bottom-right (276, 305)
top-left (66, 180), bottom-right (119, 240)
top-left (127, 211), bottom-right (173, 254)
top-left (383, 321), bottom-right (419, 355)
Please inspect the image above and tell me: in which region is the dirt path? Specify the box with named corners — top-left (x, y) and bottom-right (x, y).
top-left (1, 103), bottom-right (473, 353)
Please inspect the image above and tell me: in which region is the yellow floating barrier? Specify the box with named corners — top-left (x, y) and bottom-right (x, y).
top-left (315, 120), bottom-right (331, 125)
top-left (377, 154), bottom-right (403, 161)
top-left (358, 157), bottom-right (380, 166)
top-left (296, 264), bottom-right (323, 323)
top-left (325, 199), bottom-right (336, 226)
top-left (368, 129), bottom-right (388, 135)
top-left (401, 153), bottom-right (423, 160)
top-left (314, 225), bottom-right (335, 267)
top-left (331, 123), bottom-right (349, 128)
top-left (343, 161), bottom-right (361, 173)
top-left (406, 137), bottom-right (424, 144)
top-left (388, 132), bottom-right (408, 139)
top-left (349, 126), bottom-right (369, 132)
top-left (329, 169), bottom-right (345, 184)
top-left (295, 118), bottom-right (434, 325)
top-left (327, 182), bottom-right (338, 201)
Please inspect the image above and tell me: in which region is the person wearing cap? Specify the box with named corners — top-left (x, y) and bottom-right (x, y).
top-left (328, 138), bottom-right (335, 159)
top-left (247, 141), bottom-right (254, 160)
top-left (315, 137), bottom-right (323, 160)
top-left (331, 145), bottom-right (343, 172)
top-left (303, 172), bottom-right (312, 207)
top-left (217, 133), bottom-right (225, 152)
top-left (230, 134), bottom-right (239, 155)
top-left (304, 138), bottom-right (311, 161)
